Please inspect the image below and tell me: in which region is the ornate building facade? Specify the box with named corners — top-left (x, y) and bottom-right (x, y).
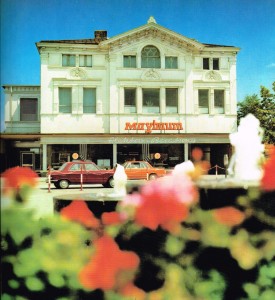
top-left (2, 17), bottom-right (240, 173)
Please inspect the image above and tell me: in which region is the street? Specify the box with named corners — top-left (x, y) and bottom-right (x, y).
top-left (18, 177), bottom-right (146, 218)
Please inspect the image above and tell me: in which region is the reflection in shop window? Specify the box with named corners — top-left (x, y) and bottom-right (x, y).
top-left (124, 88), bottom-right (137, 113)
top-left (166, 88), bottom-right (178, 113)
top-left (142, 88), bottom-right (160, 113)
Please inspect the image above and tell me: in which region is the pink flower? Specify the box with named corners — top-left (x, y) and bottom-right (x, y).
top-left (123, 174), bottom-right (197, 233)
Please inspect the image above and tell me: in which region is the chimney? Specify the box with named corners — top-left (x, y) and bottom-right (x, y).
top-left (94, 30), bottom-right (107, 41)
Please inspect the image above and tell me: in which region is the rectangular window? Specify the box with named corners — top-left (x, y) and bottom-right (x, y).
top-left (166, 88), bottom-right (178, 113)
top-left (83, 88), bottom-right (96, 113)
top-left (213, 58), bottom-right (220, 70)
top-left (20, 98), bottom-right (38, 121)
top-left (198, 89), bottom-right (209, 114)
top-left (79, 55), bottom-right (92, 67)
top-left (142, 88), bottom-right (160, 113)
top-left (124, 88), bottom-right (136, 113)
top-left (214, 90), bottom-right (225, 113)
top-left (62, 54), bottom-right (76, 67)
top-left (203, 58), bottom-right (210, 70)
top-left (165, 57), bottom-right (178, 69)
top-left (59, 87), bottom-right (72, 113)
top-left (123, 55), bottom-right (137, 68)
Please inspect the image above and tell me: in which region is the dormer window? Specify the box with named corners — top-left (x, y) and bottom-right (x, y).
top-left (141, 45), bottom-right (160, 68)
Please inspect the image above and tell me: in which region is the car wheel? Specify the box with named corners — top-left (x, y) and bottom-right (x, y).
top-left (106, 177), bottom-right (114, 188)
top-left (54, 183), bottom-right (60, 189)
top-left (58, 179), bottom-right (70, 189)
top-left (149, 173), bottom-right (157, 180)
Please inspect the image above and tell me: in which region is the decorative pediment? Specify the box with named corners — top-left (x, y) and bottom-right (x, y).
top-left (141, 69), bottom-right (161, 80)
top-left (67, 68), bottom-right (87, 79)
top-left (204, 71), bottom-right (222, 81)
top-left (101, 17), bottom-right (204, 52)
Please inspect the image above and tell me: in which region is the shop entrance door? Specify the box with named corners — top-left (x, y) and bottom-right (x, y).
top-left (21, 152), bottom-right (35, 170)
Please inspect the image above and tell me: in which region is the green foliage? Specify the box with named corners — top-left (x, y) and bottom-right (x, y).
top-left (237, 81), bottom-right (275, 144)
top-left (2, 205), bottom-right (92, 299)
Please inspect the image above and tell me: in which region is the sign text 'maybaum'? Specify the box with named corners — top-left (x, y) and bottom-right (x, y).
top-left (125, 120), bottom-right (183, 133)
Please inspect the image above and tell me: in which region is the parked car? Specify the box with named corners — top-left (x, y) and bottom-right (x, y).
top-left (47, 161), bottom-right (115, 189)
top-left (122, 161), bottom-right (166, 180)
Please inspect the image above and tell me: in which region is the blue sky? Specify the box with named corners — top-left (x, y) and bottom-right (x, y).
top-left (1, 0), bottom-right (275, 131)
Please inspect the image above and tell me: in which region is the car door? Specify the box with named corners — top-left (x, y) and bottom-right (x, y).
top-left (67, 163), bottom-right (82, 183)
top-left (84, 163), bottom-right (103, 184)
top-left (125, 162), bottom-right (144, 180)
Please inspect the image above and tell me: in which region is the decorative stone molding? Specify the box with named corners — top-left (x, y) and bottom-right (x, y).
top-left (67, 68), bottom-right (87, 79)
top-left (141, 69), bottom-right (161, 80)
top-left (204, 71), bottom-right (222, 81)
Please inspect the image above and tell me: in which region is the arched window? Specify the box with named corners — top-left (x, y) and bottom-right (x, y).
top-left (141, 45), bottom-right (161, 68)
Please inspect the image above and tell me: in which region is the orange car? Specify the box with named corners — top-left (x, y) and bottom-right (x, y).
top-left (122, 161), bottom-right (166, 180)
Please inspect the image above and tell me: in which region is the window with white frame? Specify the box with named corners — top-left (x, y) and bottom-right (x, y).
top-left (213, 58), bottom-right (220, 70)
top-left (203, 58), bottom-right (210, 70)
top-left (198, 89), bottom-right (209, 114)
top-left (203, 57), bottom-right (220, 70)
top-left (141, 45), bottom-right (161, 68)
top-left (142, 88), bottom-right (160, 113)
top-left (20, 98), bottom-right (38, 121)
top-left (166, 88), bottom-right (178, 113)
top-left (79, 55), bottom-right (92, 67)
top-left (123, 55), bottom-right (137, 68)
top-left (165, 57), bottom-right (178, 69)
top-left (62, 54), bottom-right (76, 67)
top-left (59, 87), bottom-right (72, 113)
top-left (83, 88), bottom-right (96, 113)
top-left (214, 90), bottom-right (225, 113)
top-left (124, 88), bottom-right (136, 113)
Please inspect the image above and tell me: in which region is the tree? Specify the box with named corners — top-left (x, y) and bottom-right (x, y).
top-left (237, 82), bottom-right (275, 144)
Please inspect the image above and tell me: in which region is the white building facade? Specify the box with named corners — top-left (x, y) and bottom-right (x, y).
top-left (2, 17), bottom-right (240, 173)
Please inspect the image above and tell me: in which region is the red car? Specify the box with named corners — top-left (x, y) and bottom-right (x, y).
top-left (47, 161), bottom-right (115, 189)
top-left (122, 161), bottom-right (166, 180)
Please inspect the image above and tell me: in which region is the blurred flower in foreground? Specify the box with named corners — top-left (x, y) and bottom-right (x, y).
top-left (261, 146), bottom-right (275, 191)
top-left (212, 206), bottom-right (246, 227)
top-left (1, 166), bottom-right (38, 204)
top-left (79, 235), bottom-right (139, 290)
top-left (122, 173), bottom-right (198, 233)
top-left (60, 201), bottom-right (100, 229)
